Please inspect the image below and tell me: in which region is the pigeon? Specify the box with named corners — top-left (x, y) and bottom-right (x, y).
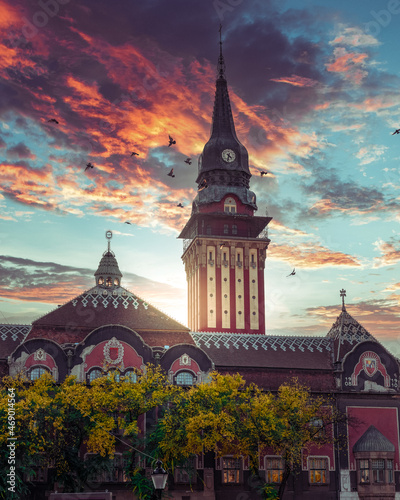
top-left (184, 158), bottom-right (192, 165)
top-left (130, 152), bottom-right (139, 156)
top-left (220, 242), bottom-right (228, 249)
top-left (260, 171), bottom-right (269, 176)
top-left (168, 135), bottom-right (176, 147)
top-left (48, 118), bottom-right (59, 124)
top-left (286, 268), bottom-right (296, 277)
top-left (125, 221), bottom-right (132, 224)
top-left (85, 162), bottom-right (94, 171)
top-left (392, 129), bottom-right (400, 135)
top-left (167, 168), bottom-right (175, 178)
top-left (177, 203), bottom-right (184, 208)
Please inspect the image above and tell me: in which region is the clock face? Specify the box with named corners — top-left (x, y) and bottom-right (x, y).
top-left (222, 149), bottom-right (236, 163)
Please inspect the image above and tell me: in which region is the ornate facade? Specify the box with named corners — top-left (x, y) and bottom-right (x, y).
top-left (1, 44), bottom-right (400, 500)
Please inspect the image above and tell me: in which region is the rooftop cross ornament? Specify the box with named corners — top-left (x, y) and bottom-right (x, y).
top-left (340, 289), bottom-right (346, 311)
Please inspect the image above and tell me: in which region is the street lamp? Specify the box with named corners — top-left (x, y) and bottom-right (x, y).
top-left (151, 460), bottom-right (168, 499)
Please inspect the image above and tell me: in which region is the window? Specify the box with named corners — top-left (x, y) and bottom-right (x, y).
top-left (309, 457), bottom-right (327, 485)
top-left (124, 370), bottom-right (137, 383)
top-left (222, 457), bottom-right (241, 484)
top-left (175, 456), bottom-right (197, 484)
top-left (176, 371), bottom-right (194, 386)
top-left (88, 368), bottom-right (103, 383)
top-left (30, 367), bottom-right (50, 381)
top-left (359, 459), bottom-right (369, 483)
top-left (310, 418), bottom-right (325, 439)
top-left (387, 459), bottom-right (393, 483)
top-left (224, 224), bottom-right (229, 234)
top-left (266, 457), bottom-right (284, 484)
top-left (206, 225), bottom-right (212, 235)
top-left (114, 278), bottom-right (119, 286)
top-left (372, 459), bottom-right (385, 483)
top-left (107, 370), bottom-right (121, 382)
top-left (232, 224), bottom-right (238, 235)
top-left (98, 276), bottom-right (104, 285)
top-left (224, 198), bottom-right (236, 213)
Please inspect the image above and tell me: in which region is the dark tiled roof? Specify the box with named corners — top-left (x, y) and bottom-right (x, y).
top-left (353, 425), bottom-right (395, 453)
top-left (191, 333), bottom-right (333, 369)
top-left (327, 310), bottom-right (374, 343)
top-left (0, 324), bottom-right (31, 357)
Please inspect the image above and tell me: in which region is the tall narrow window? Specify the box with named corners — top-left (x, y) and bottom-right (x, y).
top-left (387, 459), bottom-right (393, 483)
top-left (372, 459), bottom-right (385, 483)
top-left (232, 224), bottom-right (237, 235)
top-left (224, 224), bottom-right (229, 234)
top-left (359, 459), bottom-right (369, 483)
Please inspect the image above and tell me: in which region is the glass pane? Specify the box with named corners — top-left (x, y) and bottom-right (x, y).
top-left (176, 372), bottom-right (194, 385)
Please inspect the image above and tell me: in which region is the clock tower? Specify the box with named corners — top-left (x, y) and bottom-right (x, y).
top-left (178, 37), bottom-right (271, 334)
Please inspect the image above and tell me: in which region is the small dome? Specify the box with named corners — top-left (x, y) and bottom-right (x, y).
top-left (353, 425), bottom-right (395, 453)
top-left (94, 250), bottom-right (122, 288)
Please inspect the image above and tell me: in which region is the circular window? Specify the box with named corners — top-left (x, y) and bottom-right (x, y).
top-left (252, 295), bottom-right (256, 299)
top-left (252, 279), bottom-right (256, 283)
top-left (252, 312), bottom-right (256, 315)
top-left (224, 278), bottom-right (227, 282)
top-left (238, 311), bottom-right (242, 315)
top-left (224, 294), bottom-right (228, 298)
top-left (238, 295), bottom-right (242, 299)
top-left (210, 277), bottom-right (213, 281)
top-left (224, 310), bottom-right (228, 314)
top-left (210, 309), bottom-right (214, 313)
top-left (210, 293), bottom-right (213, 297)
top-left (238, 279), bottom-right (241, 282)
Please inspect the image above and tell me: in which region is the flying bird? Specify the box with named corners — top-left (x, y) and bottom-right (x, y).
top-left (167, 168), bottom-right (175, 178)
top-left (260, 170), bottom-right (269, 176)
top-left (85, 162), bottom-right (94, 171)
top-left (125, 221), bottom-right (132, 224)
top-left (184, 158), bottom-right (192, 165)
top-left (130, 152), bottom-right (139, 156)
top-left (392, 129), bottom-right (400, 135)
top-left (220, 242), bottom-right (228, 249)
top-left (168, 135), bottom-right (176, 147)
top-left (48, 118), bottom-right (59, 124)
top-left (286, 268), bottom-right (296, 277)
top-left (177, 203), bottom-right (184, 208)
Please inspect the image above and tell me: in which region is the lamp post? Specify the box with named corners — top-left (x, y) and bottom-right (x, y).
top-left (151, 460), bottom-right (168, 500)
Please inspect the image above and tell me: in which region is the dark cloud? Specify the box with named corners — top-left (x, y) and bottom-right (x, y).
top-left (6, 142), bottom-right (35, 159)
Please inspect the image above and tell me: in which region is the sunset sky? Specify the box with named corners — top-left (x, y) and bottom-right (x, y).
top-left (0, 0), bottom-right (399, 354)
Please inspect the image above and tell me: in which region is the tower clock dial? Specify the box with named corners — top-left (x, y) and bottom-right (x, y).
top-left (222, 149), bottom-right (235, 163)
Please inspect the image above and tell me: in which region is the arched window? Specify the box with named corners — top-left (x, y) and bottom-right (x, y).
top-left (30, 366), bottom-right (50, 381)
top-left (123, 370), bottom-right (137, 383)
top-left (107, 370), bottom-right (121, 382)
top-left (106, 276), bottom-right (112, 287)
top-left (224, 197), bottom-right (236, 214)
top-left (176, 371), bottom-right (195, 386)
top-left (88, 368), bottom-right (103, 383)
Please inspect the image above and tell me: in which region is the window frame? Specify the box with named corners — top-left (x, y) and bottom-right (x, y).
top-left (221, 456), bottom-right (242, 484)
top-left (175, 370), bottom-right (196, 386)
top-left (308, 457), bottom-right (328, 485)
top-left (265, 456), bottom-right (284, 484)
top-left (29, 366), bottom-right (51, 381)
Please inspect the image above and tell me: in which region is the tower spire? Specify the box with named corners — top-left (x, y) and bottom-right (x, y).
top-left (218, 24), bottom-right (225, 79)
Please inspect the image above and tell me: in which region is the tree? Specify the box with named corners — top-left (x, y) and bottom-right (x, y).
top-left (0, 365), bottom-right (177, 497)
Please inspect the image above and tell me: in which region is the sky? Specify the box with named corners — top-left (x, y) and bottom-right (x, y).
top-left (0, 0), bottom-right (399, 353)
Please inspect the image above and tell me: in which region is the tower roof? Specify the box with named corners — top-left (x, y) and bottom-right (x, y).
top-left (353, 425), bottom-right (395, 453)
top-left (195, 30), bottom-right (252, 203)
top-left (94, 250), bottom-right (122, 279)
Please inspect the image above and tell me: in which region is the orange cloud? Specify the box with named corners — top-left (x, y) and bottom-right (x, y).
top-left (270, 75), bottom-right (319, 87)
top-left (326, 48), bottom-right (368, 84)
top-left (269, 242), bottom-right (361, 268)
top-left (373, 239), bottom-right (400, 268)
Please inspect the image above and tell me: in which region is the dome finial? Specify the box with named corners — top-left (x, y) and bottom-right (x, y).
top-left (340, 288), bottom-right (346, 311)
top-left (105, 230), bottom-right (112, 252)
top-left (218, 24), bottom-right (225, 79)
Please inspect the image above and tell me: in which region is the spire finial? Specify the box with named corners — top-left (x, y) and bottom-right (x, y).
top-left (218, 24), bottom-right (225, 79)
top-left (340, 289), bottom-right (346, 311)
top-left (106, 230), bottom-right (112, 252)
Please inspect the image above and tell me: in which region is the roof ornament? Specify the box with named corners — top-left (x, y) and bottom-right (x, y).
top-left (106, 230), bottom-right (112, 252)
top-left (218, 24), bottom-right (226, 79)
top-left (340, 288), bottom-right (346, 311)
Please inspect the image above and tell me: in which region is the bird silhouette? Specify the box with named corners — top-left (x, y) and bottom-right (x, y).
top-left (184, 158), bottom-right (192, 165)
top-left (260, 170), bottom-right (269, 176)
top-left (125, 221), bottom-right (132, 224)
top-left (48, 118), bottom-right (59, 124)
top-left (177, 203), bottom-right (184, 208)
top-left (85, 162), bottom-right (94, 171)
top-left (130, 152), bottom-right (139, 156)
top-left (392, 129), bottom-right (400, 135)
top-left (167, 168), bottom-right (175, 178)
top-left (220, 242), bottom-right (228, 249)
top-left (168, 135), bottom-right (176, 147)
top-left (286, 268), bottom-right (296, 277)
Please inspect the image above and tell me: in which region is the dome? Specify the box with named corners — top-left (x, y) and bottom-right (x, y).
top-left (94, 250), bottom-right (122, 288)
